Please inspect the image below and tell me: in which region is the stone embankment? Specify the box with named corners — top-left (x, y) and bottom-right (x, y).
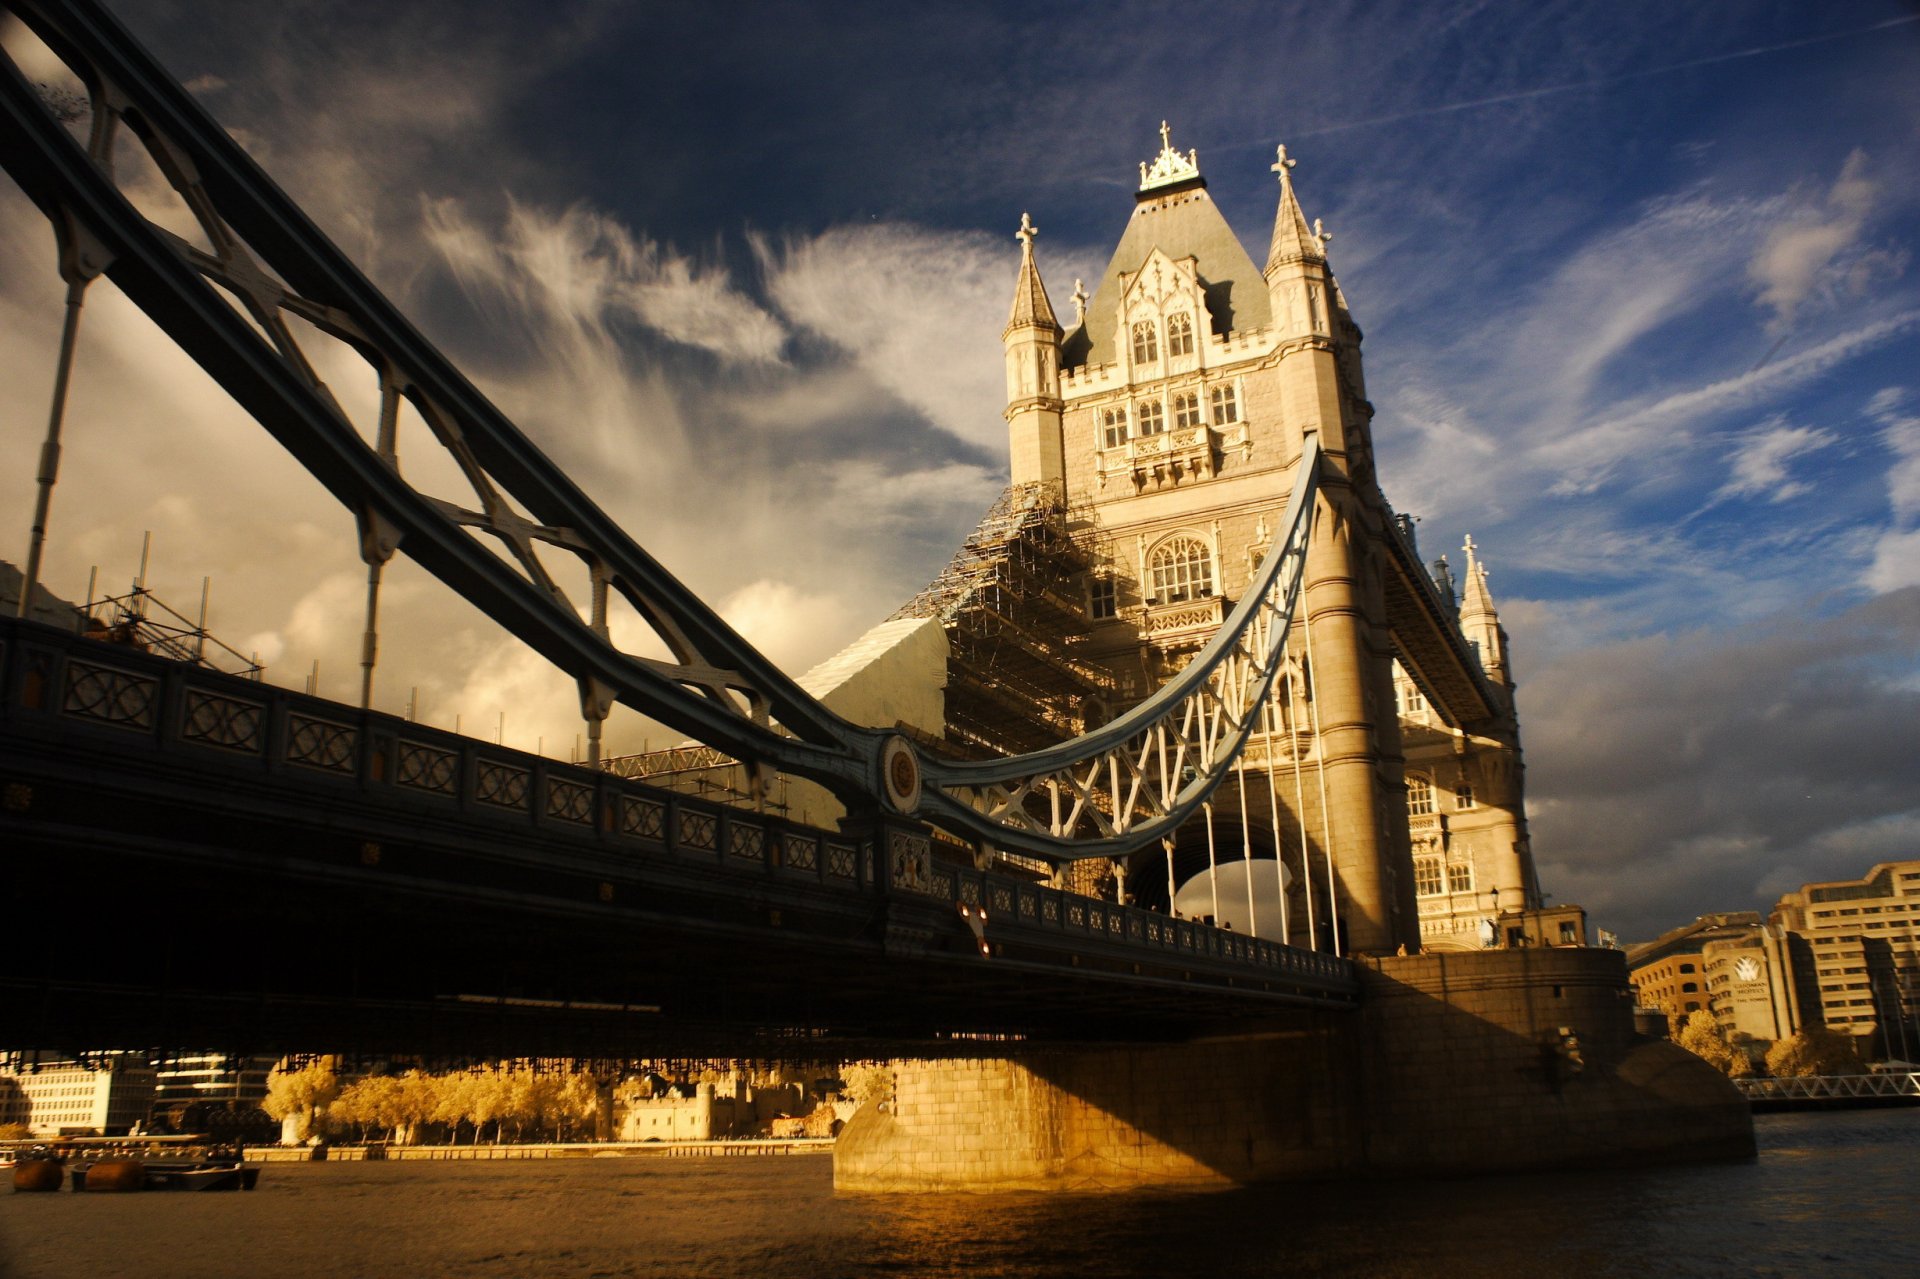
top-left (247, 1139), bottom-right (833, 1162)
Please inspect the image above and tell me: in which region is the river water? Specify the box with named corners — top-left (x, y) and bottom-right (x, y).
top-left (3, 1110), bottom-right (1916, 1278)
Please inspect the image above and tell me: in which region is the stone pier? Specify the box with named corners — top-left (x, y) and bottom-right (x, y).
top-left (835, 948), bottom-right (1753, 1192)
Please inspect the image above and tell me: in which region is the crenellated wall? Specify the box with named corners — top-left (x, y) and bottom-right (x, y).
top-left (835, 948), bottom-right (1753, 1192)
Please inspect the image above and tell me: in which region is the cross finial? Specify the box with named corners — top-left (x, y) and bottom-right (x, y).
top-left (1159, 120), bottom-right (1172, 152)
top-left (1463, 534), bottom-right (1477, 560)
top-left (1071, 277), bottom-right (1088, 325)
top-left (1272, 143), bottom-right (1296, 178)
top-left (1313, 217), bottom-right (1332, 248)
top-left (1015, 211), bottom-right (1037, 249)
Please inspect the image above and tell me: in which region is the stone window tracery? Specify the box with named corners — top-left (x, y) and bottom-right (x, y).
top-left (1173, 390), bottom-right (1202, 430)
top-left (1136, 398), bottom-right (1166, 436)
top-left (1147, 535), bottom-right (1213, 604)
top-left (1414, 855), bottom-right (1444, 897)
top-left (1407, 773), bottom-right (1434, 816)
top-left (1131, 319), bottom-right (1159, 365)
top-left (1446, 858), bottom-right (1474, 893)
top-left (1210, 384), bottom-right (1239, 425)
top-left (1102, 406), bottom-right (1129, 449)
top-left (1166, 312), bottom-right (1194, 357)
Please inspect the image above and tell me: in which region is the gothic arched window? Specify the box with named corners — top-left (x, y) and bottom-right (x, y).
top-left (1136, 398), bottom-right (1165, 436)
top-left (1166, 312), bottom-right (1194, 357)
top-left (1101, 407), bottom-right (1129, 449)
top-left (1172, 390), bottom-right (1202, 430)
top-left (1407, 773), bottom-right (1434, 816)
top-left (1148, 535), bottom-right (1213, 604)
top-left (1131, 319), bottom-right (1159, 364)
top-left (1210, 384), bottom-right (1238, 425)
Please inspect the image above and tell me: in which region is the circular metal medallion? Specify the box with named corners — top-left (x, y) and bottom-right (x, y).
top-left (881, 735), bottom-right (921, 813)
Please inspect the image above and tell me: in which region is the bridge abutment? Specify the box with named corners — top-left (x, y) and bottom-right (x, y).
top-left (834, 948), bottom-right (1753, 1192)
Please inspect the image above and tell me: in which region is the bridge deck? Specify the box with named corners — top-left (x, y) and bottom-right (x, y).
top-left (0, 616), bottom-right (1356, 1056)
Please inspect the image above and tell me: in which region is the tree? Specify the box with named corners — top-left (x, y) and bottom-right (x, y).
top-left (838, 1063), bottom-right (895, 1110)
top-left (1675, 1011), bottom-right (1736, 1074)
top-left (1765, 1028), bottom-right (1861, 1078)
top-left (262, 1056), bottom-right (339, 1142)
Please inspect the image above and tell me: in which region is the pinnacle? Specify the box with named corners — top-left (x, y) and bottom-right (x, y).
top-left (1006, 211), bottom-right (1060, 334)
top-left (1264, 144), bottom-right (1326, 276)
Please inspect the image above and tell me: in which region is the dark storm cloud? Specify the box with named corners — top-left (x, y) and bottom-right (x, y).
top-left (1525, 588), bottom-right (1920, 939)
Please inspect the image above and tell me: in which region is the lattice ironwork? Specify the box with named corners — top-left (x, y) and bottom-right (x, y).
top-left (396, 741), bottom-right (458, 794)
top-left (287, 714), bottom-right (357, 773)
top-left (180, 688), bottom-right (264, 753)
top-left (474, 760), bottom-right (530, 809)
top-left (917, 438), bottom-right (1320, 858)
top-left (546, 777), bottom-right (594, 824)
top-left (62, 659), bottom-right (156, 730)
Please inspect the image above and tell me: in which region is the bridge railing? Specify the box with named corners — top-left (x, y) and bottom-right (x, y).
top-left (1732, 1073), bottom-right (1920, 1102)
top-left (0, 613), bottom-right (1358, 1004)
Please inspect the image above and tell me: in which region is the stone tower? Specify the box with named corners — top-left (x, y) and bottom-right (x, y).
top-left (999, 125), bottom-right (1544, 954)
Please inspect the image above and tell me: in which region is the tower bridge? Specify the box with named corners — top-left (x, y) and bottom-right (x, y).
top-left (0, 0), bottom-right (1753, 1189)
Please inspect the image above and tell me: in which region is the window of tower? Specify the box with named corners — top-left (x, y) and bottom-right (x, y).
top-left (1456, 783), bottom-right (1476, 809)
top-left (1088, 576), bottom-right (1117, 620)
top-left (1102, 407), bottom-right (1129, 449)
top-left (1136, 399), bottom-right (1166, 436)
top-left (1166, 312), bottom-right (1194, 357)
top-left (1446, 859), bottom-right (1474, 893)
top-left (1414, 856), bottom-right (1444, 897)
top-left (1407, 773), bottom-right (1434, 816)
top-left (1147, 535), bottom-right (1213, 604)
top-left (1131, 319), bottom-right (1159, 365)
top-left (1173, 390), bottom-right (1202, 430)
top-left (1210, 384), bottom-right (1239, 425)
top-left (1400, 681), bottom-right (1426, 716)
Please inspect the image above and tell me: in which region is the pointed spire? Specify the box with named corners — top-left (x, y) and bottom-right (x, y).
top-left (1459, 535), bottom-right (1498, 622)
top-left (1265, 143), bottom-right (1325, 275)
top-left (1005, 212), bottom-right (1059, 334)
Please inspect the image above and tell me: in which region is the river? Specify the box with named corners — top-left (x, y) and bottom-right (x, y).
top-left (3, 1110), bottom-right (1916, 1278)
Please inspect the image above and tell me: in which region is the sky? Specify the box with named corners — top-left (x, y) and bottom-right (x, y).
top-left (1, 0), bottom-right (1916, 942)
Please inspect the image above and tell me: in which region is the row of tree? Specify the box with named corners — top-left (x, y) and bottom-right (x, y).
top-left (262, 1058), bottom-right (882, 1145)
top-left (1672, 1011), bottom-right (1861, 1078)
top-left (263, 1059), bottom-right (605, 1144)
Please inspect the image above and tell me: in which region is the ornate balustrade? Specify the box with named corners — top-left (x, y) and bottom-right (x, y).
top-left (1, 613), bottom-right (1357, 1007)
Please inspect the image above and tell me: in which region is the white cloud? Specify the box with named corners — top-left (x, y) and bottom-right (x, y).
top-left (1748, 149), bottom-right (1883, 331)
top-left (427, 197), bottom-right (787, 366)
top-left (756, 224), bottom-right (1012, 454)
top-left (1540, 310), bottom-right (1920, 496)
top-left (1708, 417), bottom-right (1836, 504)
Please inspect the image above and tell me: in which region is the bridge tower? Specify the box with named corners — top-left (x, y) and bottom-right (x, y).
top-left (996, 125), bottom-right (1538, 955)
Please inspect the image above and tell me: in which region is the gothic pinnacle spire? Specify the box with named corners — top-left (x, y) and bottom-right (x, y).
top-left (1459, 535), bottom-right (1498, 622)
top-left (1005, 211), bottom-right (1059, 334)
top-left (1265, 142), bottom-right (1325, 275)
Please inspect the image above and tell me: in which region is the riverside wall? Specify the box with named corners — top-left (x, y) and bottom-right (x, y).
top-left (834, 948), bottom-right (1754, 1192)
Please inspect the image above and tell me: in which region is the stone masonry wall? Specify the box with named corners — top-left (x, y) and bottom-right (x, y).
top-left (835, 948), bottom-right (1752, 1192)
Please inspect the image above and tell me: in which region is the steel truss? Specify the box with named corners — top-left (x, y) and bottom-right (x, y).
top-left (0, 0), bottom-right (1320, 864)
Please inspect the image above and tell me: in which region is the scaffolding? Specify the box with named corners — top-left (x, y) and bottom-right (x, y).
top-left (891, 480), bottom-right (1111, 758)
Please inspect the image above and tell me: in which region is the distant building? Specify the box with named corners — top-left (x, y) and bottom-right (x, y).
top-left (0, 1053), bottom-right (156, 1136)
top-left (1626, 913), bottom-right (1764, 1025)
top-left (1771, 860), bottom-right (1920, 1061)
top-left (153, 1053), bottom-right (276, 1107)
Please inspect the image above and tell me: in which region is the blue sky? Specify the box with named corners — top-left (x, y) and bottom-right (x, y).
top-left (1, 0), bottom-right (1916, 939)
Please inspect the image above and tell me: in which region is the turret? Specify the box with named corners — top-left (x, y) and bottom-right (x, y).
top-left (1263, 145), bottom-right (1335, 342)
top-left (1002, 212), bottom-right (1065, 489)
top-left (1458, 535), bottom-right (1511, 688)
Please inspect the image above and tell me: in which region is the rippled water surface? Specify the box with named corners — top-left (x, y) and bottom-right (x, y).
top-left (4, 1110), bottom-right (1917, 1278)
